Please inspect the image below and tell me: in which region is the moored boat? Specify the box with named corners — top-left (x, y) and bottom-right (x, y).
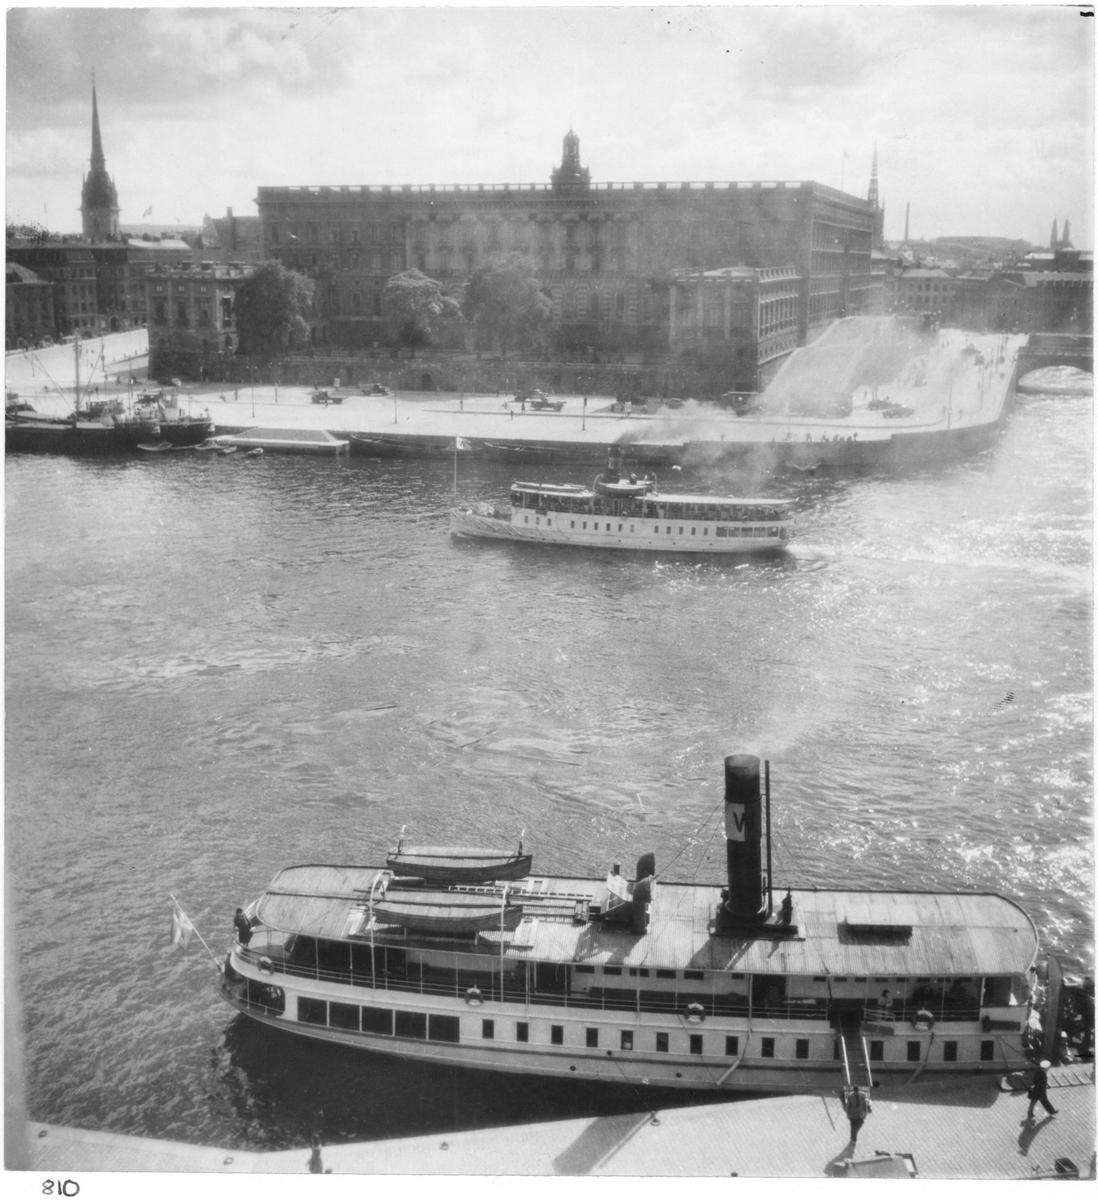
top-left (349, 432), bottom-right (464, 459)
top-left (450, 448), bottom-right (794, 552)
top-left (219, 754), bottom-right (1050, 1093)
top-left (213, 427), bottom-right (349, 454)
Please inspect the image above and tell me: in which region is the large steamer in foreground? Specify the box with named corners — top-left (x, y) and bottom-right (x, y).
top-left (450, 451), bottom-right (794, 553)
top-left (220, 755), bottom-right (1049, 1092)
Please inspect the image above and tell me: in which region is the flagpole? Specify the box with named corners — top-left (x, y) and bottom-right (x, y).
top-left (169, 893), bottom-right (222, 969)
top-left (453, 438), bottom-right (458, 502)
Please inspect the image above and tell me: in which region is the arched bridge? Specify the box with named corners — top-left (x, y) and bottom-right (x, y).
top-left (1017, 333), bottom-right (1093, 375)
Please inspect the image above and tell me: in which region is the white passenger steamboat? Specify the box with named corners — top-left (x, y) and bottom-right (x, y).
top-left (449, 449), bottom-right (794, 552)
top-left (219, 755), bottom-right (1048, 1093)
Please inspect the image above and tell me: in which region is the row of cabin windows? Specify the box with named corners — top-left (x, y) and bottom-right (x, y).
top-left (295, 1000), bottom-right (994, 1062)
top-left (523, 515), bottom-right (780, 538)
top-left (512, 493), bottom-right (789, 523)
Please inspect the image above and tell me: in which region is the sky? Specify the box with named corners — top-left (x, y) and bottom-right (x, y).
top-left (6, 4), bottom-right (1094, 247)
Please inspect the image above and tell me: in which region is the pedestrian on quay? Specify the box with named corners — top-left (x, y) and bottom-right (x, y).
top-left (307, 1133), bottom-right (324, 1174)
top-left (1027, 1060), bottom-right (1058, 1121)
top-left (843, 1085), bottom-right (871, 1148)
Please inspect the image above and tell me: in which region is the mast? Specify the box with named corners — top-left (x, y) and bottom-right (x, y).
top-left (74, 334), bottom-right (81, 418)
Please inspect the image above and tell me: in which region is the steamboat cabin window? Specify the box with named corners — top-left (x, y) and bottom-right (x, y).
top-left (621, 1031), bottom-right (634, 1051)
top-left (761, 1038), bottom-right (775, 1058)
top-left (298, 997), bottom-right (327, 1025)
top-left (980, 1041), bottom-right (995, 1061)
top-left (516, 1022), bottom-right (529, 1043)
top-left (482, 1019), bottom-right (495, 1039)
top-left (629, 968), bottom-right (650, 978)
top-left (870, 1040), bottom-right (884, 1061)
top-left (907, 1042), bottom-right (921, 1062)
top-left (551, 1025), bottom-right (564, 1045)
top-left (689, 1035), bottom-right (703, 1055)
top-left (329, 1001), bottom-right (359, 1031)
top-left (683, 970), bottom-right (704, 981)
top-left (395, 1010), bottom-right (427, 1040)
top-left (656, 1033), bottom-right (669, 1052)
top-left (795, 1039), bottom-right (809, 1059)
top-left (725, 1036), bottom-right (739, 1056)
top-left (428, 1014), bottom-right (460, 1043)
top-left (656, 969), bottom-right (676, 980)
top-left (943, 1041), bottom-right (958, 1062)
top-left (361, 1006), bottom-right (393, 1035)
top-left (586, 1028), bottom-right (599, 1048)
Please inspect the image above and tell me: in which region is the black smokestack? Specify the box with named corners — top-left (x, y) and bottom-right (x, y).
top-left (724, 754), bottom-right (766, 923)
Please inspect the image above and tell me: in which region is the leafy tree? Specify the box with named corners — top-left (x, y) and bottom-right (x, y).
top-left (6, 222), bottom-right (54, 246)
top-left (233, 261), bottom-right (315, 358)
top-left (462, 254), bottom-right (552, 358)
top-left (381, 269), bottom-right (460, 356)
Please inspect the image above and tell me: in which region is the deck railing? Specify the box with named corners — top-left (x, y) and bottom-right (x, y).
top-left (234, 944), bottom-right (982, 1024)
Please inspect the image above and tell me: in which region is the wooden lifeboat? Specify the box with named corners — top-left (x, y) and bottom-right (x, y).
top-left (385, 843), bottom-right (532, 884)
top-left (372, 887), bottom-right (523, 935)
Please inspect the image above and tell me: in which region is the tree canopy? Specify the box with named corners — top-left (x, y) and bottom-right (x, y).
top-left (233, 261), bottom-right (315, 358)
top-left (381, 269), bottom-right (460, 355)
top-left (462, 254), bottom-right (551, 357)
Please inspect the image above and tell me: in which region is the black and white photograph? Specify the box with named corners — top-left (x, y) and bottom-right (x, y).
top-left (6, 3), bottom-right (1094, 1184)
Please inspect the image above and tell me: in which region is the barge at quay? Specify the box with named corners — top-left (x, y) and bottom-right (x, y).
top-left (450, 450), bottom-right (794, 553)
top-left (220, 755), bottom-right (1048, 1092)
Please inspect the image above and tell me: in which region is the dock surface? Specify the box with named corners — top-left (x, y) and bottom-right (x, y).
top-left (22, 1064), bottom-right (1094, 1177)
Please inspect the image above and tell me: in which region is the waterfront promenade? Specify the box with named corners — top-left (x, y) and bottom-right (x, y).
top-left (22, 1064), bottom-right (1094, 1177)
top-left (7, 322), bottom-right (1026, 467)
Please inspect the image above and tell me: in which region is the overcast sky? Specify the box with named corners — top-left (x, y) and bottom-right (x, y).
top-left (6, 5), bottom-right (1094, 246)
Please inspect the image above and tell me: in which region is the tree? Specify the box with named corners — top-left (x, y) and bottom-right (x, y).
top-left (381, 269), bottom-right (460, 356)
top-left (233, 261), bottom-right (315, 358)
top-left (462, 254), bottom-right (552, 358)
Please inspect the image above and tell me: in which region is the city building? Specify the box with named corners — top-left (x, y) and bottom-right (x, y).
top-left (145, 261), bottom-right (251, 379)
top-left (5, 262), bottom-right (56, 350)
top-left (6, 241), bottom-right (99, 338)
top-left (255, 131), bottom-right (883, 367)
top-left (895, 267), bottom-right (956, 319)
top-left (199, 208), bottom-right (263, 264)
top-left (667, 265), bottom-right (803, 391)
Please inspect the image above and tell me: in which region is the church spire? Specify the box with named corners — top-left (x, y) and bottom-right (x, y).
top-left (90, 75), bottom-right (106, 172)
top-left (867, 146), bottom-right (879, 208)
top-left (81, 74), bottom-right (120, 242)
top-left (1050, 218), bottom-right (1059, 250)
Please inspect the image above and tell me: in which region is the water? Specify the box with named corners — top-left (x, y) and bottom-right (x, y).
top-left (5, 385), bottom-right (1092, 1151)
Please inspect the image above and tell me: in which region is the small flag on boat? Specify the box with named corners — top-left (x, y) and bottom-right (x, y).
top-left (454, 437), bottom-right (472, 451)
top-left (171, 899), bottom-right (195, 948)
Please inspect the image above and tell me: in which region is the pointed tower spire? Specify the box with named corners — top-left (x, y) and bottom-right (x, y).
top-left (81, 74), bottom-right (120, 241)
top-left (1050, 218), bottom-right (1059, 250)
top-left (1061, 217), bottom-right (1072, 249)
top-left (90, 74), bottom-right (106, 172)
top-left (867, 146), bottom-right (879, 208)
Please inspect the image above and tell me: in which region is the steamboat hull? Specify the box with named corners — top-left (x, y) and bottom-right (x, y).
top-left (450, 508), bottom-right (788, 553)
top-left (6, 417), bottom-right (159, 454)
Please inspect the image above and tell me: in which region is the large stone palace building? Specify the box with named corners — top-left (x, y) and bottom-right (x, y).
top-left (256, 131), bottom-right (884, 388)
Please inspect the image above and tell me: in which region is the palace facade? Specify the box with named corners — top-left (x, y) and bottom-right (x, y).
top-left (256, 132), bottom-right (883, 385)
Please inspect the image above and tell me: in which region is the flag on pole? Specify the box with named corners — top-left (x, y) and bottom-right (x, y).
top-left (142, 206), bottom-right (153, 218)
top-left (171, 899), bottom-right (195, 948)
top-left (454, 437), bottom-right (471, 451)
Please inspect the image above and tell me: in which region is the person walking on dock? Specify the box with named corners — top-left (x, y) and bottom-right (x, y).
top-left (1027, 1060), bottom-right (1058, 1121)
top-left (843, 1085), bottom-right (871, 1148)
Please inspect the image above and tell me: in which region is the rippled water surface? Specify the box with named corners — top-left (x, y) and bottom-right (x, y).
top-left (6, 386), bottom-right (1092, 1150)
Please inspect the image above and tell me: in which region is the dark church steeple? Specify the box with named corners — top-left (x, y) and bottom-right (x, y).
top-left (81, 78), bottom-right (120, 242)
top-left (551, 129), bottom-right (591, 194)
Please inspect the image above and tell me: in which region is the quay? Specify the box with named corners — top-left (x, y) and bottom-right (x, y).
top-left (7, 319), bottom-right (1031, 469)
top-left (20, 1064), bottom-right (1094, 1177)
